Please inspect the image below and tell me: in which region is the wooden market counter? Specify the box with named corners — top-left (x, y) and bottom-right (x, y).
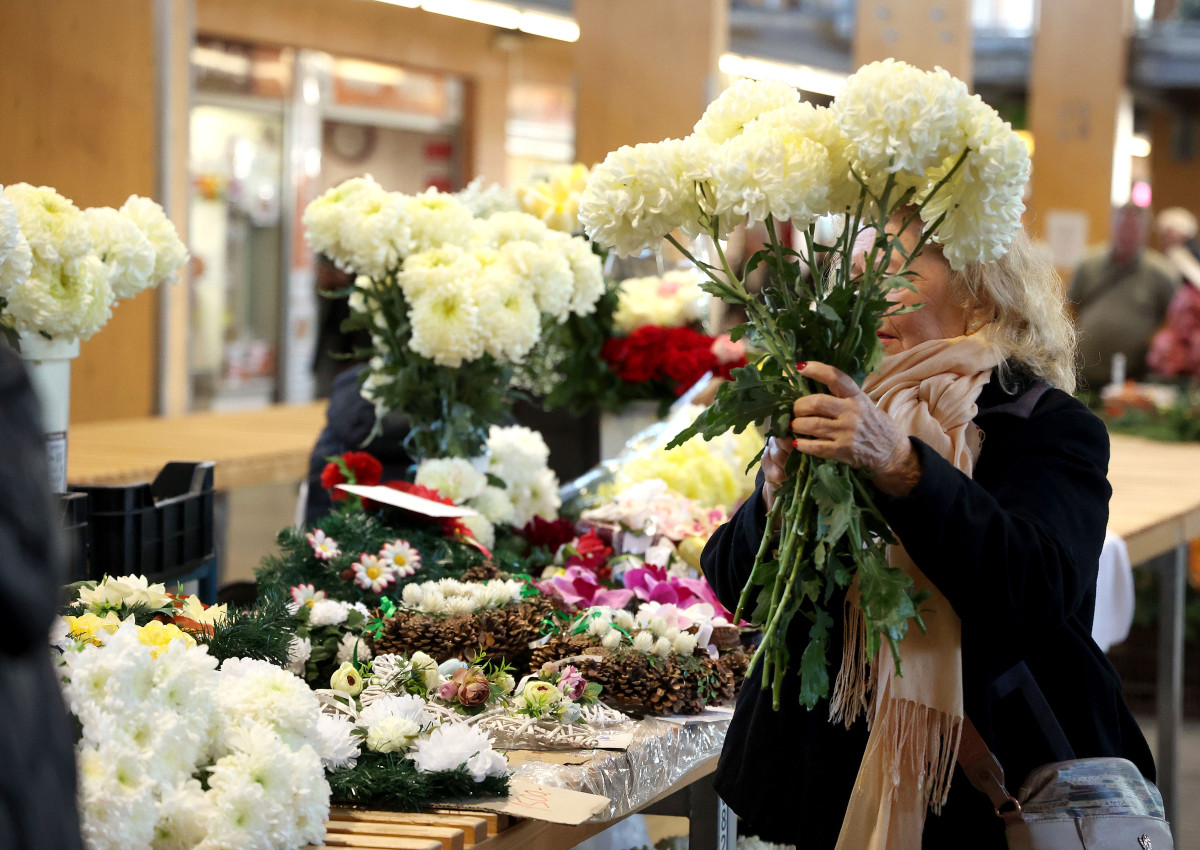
top-left (67, 402), bottom-right (327, 489)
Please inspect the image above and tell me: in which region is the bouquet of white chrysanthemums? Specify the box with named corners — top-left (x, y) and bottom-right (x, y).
top-left (0, 183), bottom-right (187, 345)
top-left (579, 60), bottom-right (1030, 709)
top-left (303, 178), bottom-right (604, 460)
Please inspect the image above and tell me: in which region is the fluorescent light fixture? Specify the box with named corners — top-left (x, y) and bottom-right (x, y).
top-left (1129, 134), bottom-right (1151, 158)
top-left (718, 53), bottom-right (846, 97)
top-left (519, 10), bottom-right (579, 42)
top-left (375, 0), bottom-right (420, 6)
top-left (420, 0), bottom-right (521, 29)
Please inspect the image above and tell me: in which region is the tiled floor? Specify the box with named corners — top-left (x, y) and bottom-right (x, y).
top-left (1140, 715), bottom-right (1200, 848)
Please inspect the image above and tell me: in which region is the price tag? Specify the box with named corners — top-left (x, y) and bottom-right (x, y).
top-left (448, 777), bottom-right (610, 824)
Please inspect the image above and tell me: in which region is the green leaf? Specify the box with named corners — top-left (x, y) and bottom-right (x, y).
top-left (811, 462), bottom-right (854, 544)
top-left (798, 608), bottom-right (833, 709)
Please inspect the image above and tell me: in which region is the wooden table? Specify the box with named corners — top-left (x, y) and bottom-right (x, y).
top-left (67, 402), bottom-right (327, 489)
top-left (1107, 434), bottom-right (1200, 832)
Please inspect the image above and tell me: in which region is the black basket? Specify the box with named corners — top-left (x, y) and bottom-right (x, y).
top-left (70, 461), bottom-right (216, 584)
top-left (56, 491), bottom-right (91, 584)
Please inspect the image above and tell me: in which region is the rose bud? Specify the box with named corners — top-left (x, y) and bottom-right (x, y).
top-left (330, 661), bottom-right (364, 697)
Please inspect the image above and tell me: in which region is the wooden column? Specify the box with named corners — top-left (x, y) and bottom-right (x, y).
top-left (1147, 106), bottom-right (1200, 246)
top-left (853, 0), bottom-right (972, 82)
top-left (1026, 0), bottom-right (1133, 254)
top-left (573, 0), bottom-right (728, 166)
top-left (0, 0), bottom-right (161, 422)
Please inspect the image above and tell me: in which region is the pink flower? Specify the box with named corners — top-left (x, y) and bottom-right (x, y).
top-left (542, 566), bottom-right (634, 610)
top-left (306, 529), bottom-right (341, 560)
top-left (557, 665), bottom-right (587, 701)
top-left (710, 333), bottom-right (746, 365)
top-left (437, 680), bottom-right (460, 701)
top-left (289, 583), bottom-right (327, 608)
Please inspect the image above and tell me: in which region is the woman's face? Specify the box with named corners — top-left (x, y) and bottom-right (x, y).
top-left (854, 215), bottom-right (976, 355)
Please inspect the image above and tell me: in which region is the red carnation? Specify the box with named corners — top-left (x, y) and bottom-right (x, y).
top-left (321, 451), bottom-right (383, 500)
top-left (379, 480), bottom-right (469, 537)
top-left (521, 516), bottom-right (577, 551)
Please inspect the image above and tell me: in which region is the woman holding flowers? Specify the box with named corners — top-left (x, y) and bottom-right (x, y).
top-left (701, 213), bottom-right (1155, 848)
top-left (579, 62), bottom-right (1156, 850)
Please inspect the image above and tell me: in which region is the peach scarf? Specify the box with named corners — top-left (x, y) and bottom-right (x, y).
top-left (831, 331), bottom-right (1001, 850)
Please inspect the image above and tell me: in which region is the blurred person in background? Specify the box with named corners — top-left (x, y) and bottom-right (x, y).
top-left (0, 343), bottom-right (84, 849)
top-left (1149, 207), bottom-right (1200, 377)
top-left (312, 253), bottom-right (370, 398)
top-left (1069, 204), bottom-right (1178, 390)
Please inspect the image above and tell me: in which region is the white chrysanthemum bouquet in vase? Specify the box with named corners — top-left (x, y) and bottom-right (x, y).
top-left (303, 178), bottom-right (604, 461)
top-left (0, 183), bottom-right (187, 489)
top-left (579, 60), bottom-right (1030, 708)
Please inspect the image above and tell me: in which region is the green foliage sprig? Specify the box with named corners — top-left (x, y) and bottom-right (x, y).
top-left (196, 594), bottom-right (296, 666)
top-left (328, 752), bottom-right (509, 810)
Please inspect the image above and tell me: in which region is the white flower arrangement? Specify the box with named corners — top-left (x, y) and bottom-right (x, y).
top-left (570, 604), bottom-right (707, 659)
top-left (515, 163), bottom-right (591, 234)
top-left (61, 622), bottom-right (329, 850)
top-left (399, 578), bottom-right (526, 616)
top-left (407, 723), bottom-right (508, 782)
top-left (76, 573), bottom-right (172, 613)
top-left (0, 184), bottom-right (187, 342)
top-left (612, 269), bottom-right (709, 335)
top-left (415, 457), bottom-right (487, 503)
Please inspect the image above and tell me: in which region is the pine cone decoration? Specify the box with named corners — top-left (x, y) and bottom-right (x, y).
top-left (459, 562), bottom-right (505, 583)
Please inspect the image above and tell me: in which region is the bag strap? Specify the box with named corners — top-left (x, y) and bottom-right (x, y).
top-left (958, 715), bottom-right (1023, 820)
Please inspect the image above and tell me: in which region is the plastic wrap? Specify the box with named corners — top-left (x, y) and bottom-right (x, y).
top-left (509, 715), bottom-right (729, 822)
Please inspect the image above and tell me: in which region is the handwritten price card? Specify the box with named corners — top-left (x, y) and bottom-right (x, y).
top-left (451, 777), bottom-right (610, 824)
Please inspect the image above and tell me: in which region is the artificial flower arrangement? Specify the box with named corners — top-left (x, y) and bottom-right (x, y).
top-left (0, 184), bottom-right (187, 345)
top-left (256, 450), bottom-right (495, 606)
top-left (303, 175), bottom-right (604, 460)
top-left (56, 619), bottom-right (330, 850)
top-left (579, 61), bottom-right (1030, 707)
top-left (529, 604), bottom-right (747, 716)
top-left (366, 576), bottom-right (563, 669)
top-left (1097, 381), bottom-right (1200, 443)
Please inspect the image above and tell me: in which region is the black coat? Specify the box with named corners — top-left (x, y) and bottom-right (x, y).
top-left (700, 368), bottom-right (1154, 848)
top-left (0, 345), bottom-right (83, 849)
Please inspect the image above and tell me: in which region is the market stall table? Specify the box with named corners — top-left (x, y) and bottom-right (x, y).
top-left (67, 402), bottom-right (327, 488)
top-left (1107, 434), bottom-right (1200, 834)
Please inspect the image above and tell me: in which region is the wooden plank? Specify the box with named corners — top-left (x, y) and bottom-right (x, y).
top-left (427, 809), bottom-right (507, 837)
top-left (329, 810), bottom-right (487, 845)
top-left (318, 832), bottom-right (442, 850)
top-left (326, 820), bottom-right (464, 850)
top-left (1107, 435), bottom-right (1200, 564)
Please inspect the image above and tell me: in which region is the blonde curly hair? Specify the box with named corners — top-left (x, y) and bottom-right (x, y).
top-left (945, 228), bottom-right (1078, 393)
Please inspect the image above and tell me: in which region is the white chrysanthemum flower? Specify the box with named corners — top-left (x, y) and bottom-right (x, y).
top-left (77, 743), bottom-right (159, 850)
top-left (613, 270), bottom-right (708, 334)
top-left (82, 205), bottom-right (153, 298)
top-left (0, 189), bottom-right (32, 298)
top-left (406, 188), bottom-right (475, 253)
top-left (397, 243), bottom-right (481, 302)
top-left (916, 98), bottom-right (1030, 269)
top-left (407, 723), bottom-right (505, 777)
top-left (631, 631), bottom-right (655, 653)
top-left (337, 189), bottom-right (412, 278)
top-left (614, 609), bottom-right (637, 632)
top-left (473, 261), bottom-right (541, 363)
top-left (3, 183), bottom-right (91, 265)
top-left (366, 716), bottom-right (422, 753)
top-left (673, 632), bottom-right (699, 655)
top-left (473, 210), bottom-right (550, 248)
top-left (151, 779), bottom-right (216, 850)
top-left (308, 599), bottom-right (351, 628)
top-left (6, 254), bottom-right (113, 340)
top-left (710, 116), bottom-right (834, 228)
top-left (315, 713), bottom-right (361, 772)
top-left (508, 466), bottom-right (561, 527)
top-left (834, 59), bottom-right (971, 181)
top-left (579, 138), bottom-right (708, 256)
top-left (465, 748), bottom-right (509, 783)
top-left (500, 238), bottom-right (573, 322)
top-left (406, 276), bottom-right (485, 367)
top-left (516, 163), bottom-right (590, 233)
top-left (215, 657), bottom-right (321, 752)
top-left (652, 637), bottom-right (673, 658)
top-left (694, 78), bottom-right (800, 145)
top-left (118, 195), bottom-right (188, 285)
top-left (445, 594), bottom-right (479, 615)
top-left (359, 693), bottom-right (433, 728)
top-left (468, 485), bottom-right (515, 525)
top-left (401, 583), bottom-right (424, 607)
top-left (486, 424), bottom-right (551, 487)
top-left (415, 457), bottom-right (487, 504)
top-left (286, 636), bottom-right (312, 676)
top-left (561, 231), bottom-right (606, 317)
top-left (304, 175), bottom-right (384, 266)
top-left (459, 513), bottom-right (495, 549)
top-left (455, 176), bottom-right (520, 218)
top-left (336, 631), bottom-right (372, 666)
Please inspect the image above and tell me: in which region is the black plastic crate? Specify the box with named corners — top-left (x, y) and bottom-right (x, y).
top-left (70, 461), bottom-right (216, 582)
top-left (56, 491), bottom-right (91, 583)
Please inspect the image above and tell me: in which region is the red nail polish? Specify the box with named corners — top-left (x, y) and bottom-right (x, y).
top-left (796, 361), bottom-right (807, 370)
top-left (792, 439), bottom-right (800, 448)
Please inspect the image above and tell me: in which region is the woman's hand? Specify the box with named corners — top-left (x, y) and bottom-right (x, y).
top-left (789, 361), bottom-right (922, 498)
top-left (760, 435), bottom-right (794, 512)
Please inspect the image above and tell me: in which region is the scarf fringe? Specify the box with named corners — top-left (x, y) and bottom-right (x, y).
top-left (829, 585), bottom-right (870, 728)
top-left (876, 696), bottom-right (963, 814)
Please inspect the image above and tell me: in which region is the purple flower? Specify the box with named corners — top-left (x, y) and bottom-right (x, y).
top-left (557, 665), bottom-right (587, 701)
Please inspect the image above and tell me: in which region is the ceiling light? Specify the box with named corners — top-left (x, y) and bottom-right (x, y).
top-left (718, 53), bottom-right (847, 97)
top-left (420, 0), bottom-right (521, 29)
top-left (1129, 134), bottom-right (1151, 158)
top-left (519, 10), bottom-right (579, 42)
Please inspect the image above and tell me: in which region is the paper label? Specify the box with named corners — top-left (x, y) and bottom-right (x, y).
top-left (655, 705), bottom-right (735, 726)
top-left (594, 732), bottom-right (634, 750)
top-left (335, 484), bottom-right (480, 518)
top-left (446, 776), bottom-right (610, 824)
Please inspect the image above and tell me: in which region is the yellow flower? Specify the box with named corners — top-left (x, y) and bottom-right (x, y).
top-left (677, 536), bottom-right (707, 569)
top-left (136, 620), bottom-right (196, 657)
top-left (517, 164), bottom-right (590, 233)
top-left (66, 612), bottom-right (121, 646)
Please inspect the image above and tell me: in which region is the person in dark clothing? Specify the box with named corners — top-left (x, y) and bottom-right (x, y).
top-left (0, 343), bottom-right (84, 850)
top-left (304, 364), bottom-right (413, 527)
top-left (312, 253), bottom-right (371, 398)
top-left (701, 216), bottom-right (1154, 849)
